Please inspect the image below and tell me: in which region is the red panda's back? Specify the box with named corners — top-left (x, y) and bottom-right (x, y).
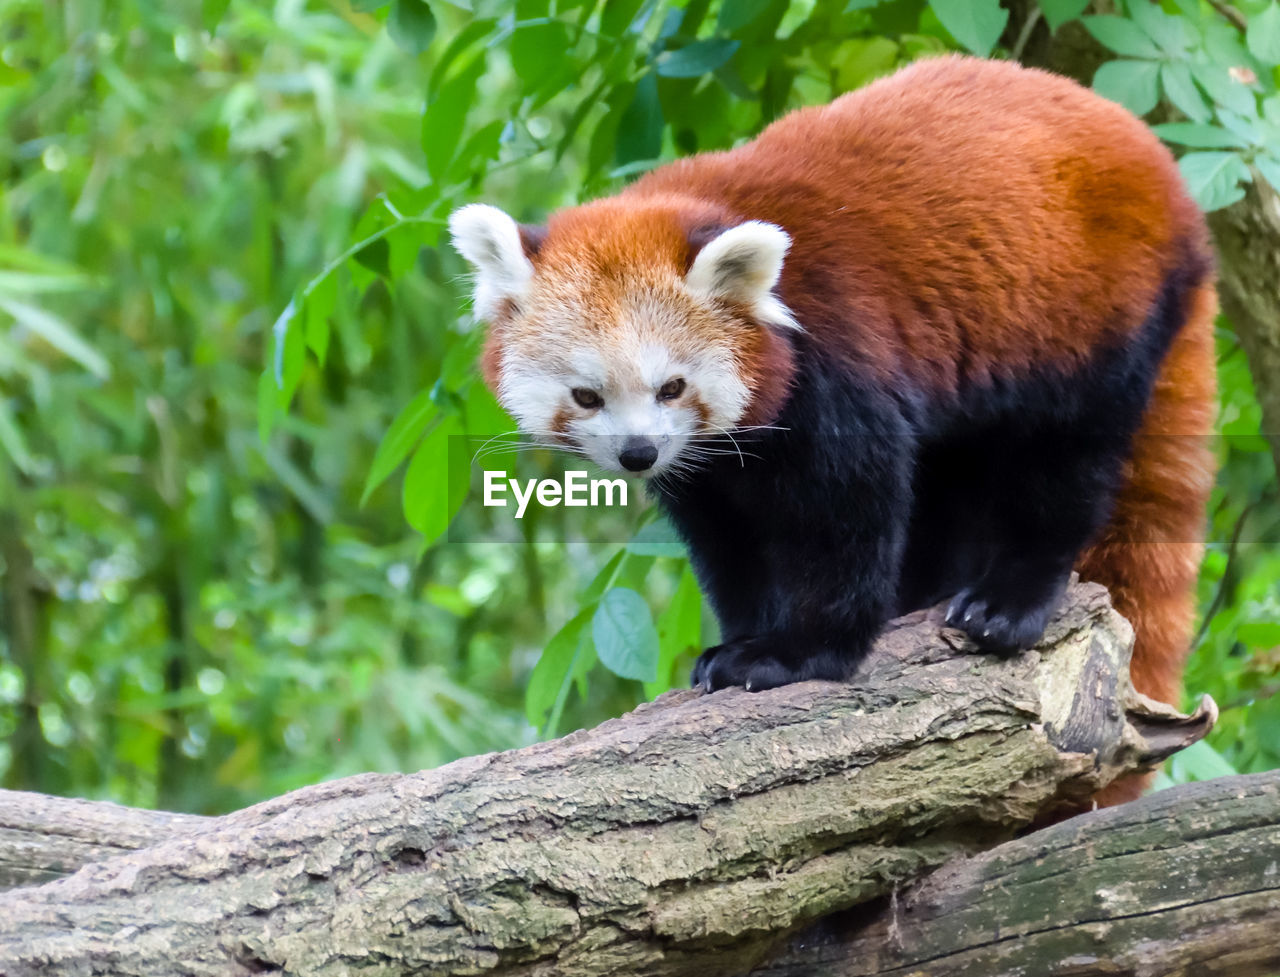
top-left (629, 55), bottom-right (1210, 389)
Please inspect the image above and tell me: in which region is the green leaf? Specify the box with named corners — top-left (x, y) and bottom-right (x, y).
top-left (1265, 94), bottom-right (1280, 128)
top-left (352, 0), bottom-right (392, 9)
top-left (447, 119), bottom-right (504, 184)
top-left (388, 0), bottom-right (437, 54)
top-left (1093, 59), bottom-right (1161, 116)
top-left (403, 415), bottom-right (463, 543)
top-left (422, 54), bottom-right (486, 183)
top-left (362, 390), bottom-right (439, 504)
top-left (647, 565), bottom-right (702, 694)
top-left (0, 245), bottom-right (86, 276)
top-left (1190, 63), bottom-right (1258, 116)
top-left (1152, 122), bottom-right (1243, 148)
top-left (655, 39), bottom-right (740, 78)
top-left (832, 37), bottom-right (900, 91)
top-left (1237, 620), bottom-right (1280, 647)
top-left (929, 0), bottom-right (1009, 55)
top-left (1178, 151), bottom-right (1251, 211)
top-left (1161, 61), bottom-right (1211, 123)
top-left (462, 380), bottom-right (517, 467)
top-left (581, 549), bottom-right (627, 604)
top-left (354, 237), bottom-right (390, 278)
top-left (1255, 153), bottom-right (1280, 193)
top-left (269, 296), bottom-right (305, 407)
top-left (512, 22), bottom-right (573, 93)
top-left (592, 587), bottom-right (660, 682)
top-left (1038, 0), bottom-right (1089, 31)
top-left (1168, 739), bottom-right (1239, 782)
top-left (1247, 1), bottom-right (1280, 64)
top-left (202, 0), bottom-right (232, 33)
top-left (304, 272), bottom-right (336, 365)
top-left (1124, 0), bottom-right (1190, 56)
top-left (0, 296), bottom-right (110, 379)
top-left (626, 518), bottom-right (685, 557)
top-left (526, 607), bottom-right (592, 727)
top-left (1081, 15), bottom-right (1162, 57)
top-left (615, 75), bottom-right (664, 166)
top-left (718, 0), bottom-right (773, 32)
top-left (0, 399), bottom-right (35, 475)
top-left (1209, 107), bottom-right (1261, 146)
top-left (427, 18), bottom-right (495, 96)
top-left (601, 0), bottom-right (648, 36)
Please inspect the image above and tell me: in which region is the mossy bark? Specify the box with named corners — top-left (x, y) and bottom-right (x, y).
top-left (0, 584), bottom-right (1216, 977)
top-left (757, 770), bottom-right (1280, 977)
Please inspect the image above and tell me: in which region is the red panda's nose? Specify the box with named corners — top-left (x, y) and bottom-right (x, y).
top-left (619, 437), bottom-right (658, 472)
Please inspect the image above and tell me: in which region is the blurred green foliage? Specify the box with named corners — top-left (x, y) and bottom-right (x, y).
top-left (0, 0), bottom-right (1276, 814)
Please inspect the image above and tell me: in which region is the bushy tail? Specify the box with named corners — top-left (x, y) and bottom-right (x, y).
top-left (1077, 281), bottom-right (1218, 805)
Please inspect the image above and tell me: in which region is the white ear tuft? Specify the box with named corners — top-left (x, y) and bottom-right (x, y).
top-left (448, 204), bottom-right (536, 321)
top-left (685, 221), bottom-right (799, 330)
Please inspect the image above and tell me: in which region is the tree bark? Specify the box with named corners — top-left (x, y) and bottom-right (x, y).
top-left (755, 770), bottom-right (1280, 977)
top-left (0, 583), bottom-right (1218, 977)
top-left (1207, 174), bottom-right (1280, 475)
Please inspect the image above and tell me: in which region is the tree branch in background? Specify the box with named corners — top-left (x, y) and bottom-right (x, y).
top-left (1207, 175), bottom-right (1280, 477)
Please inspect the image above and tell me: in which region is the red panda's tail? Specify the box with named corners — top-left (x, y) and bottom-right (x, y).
top-left (1077, 281), bottom-right (1218, 805)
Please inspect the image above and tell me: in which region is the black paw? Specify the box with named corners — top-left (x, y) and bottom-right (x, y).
top-left (691, 635), bottom-right (799, 693)
top-left (690, 635), bottom-right (852, 692)
top-left (945, 573), bottom-right (1066, 653)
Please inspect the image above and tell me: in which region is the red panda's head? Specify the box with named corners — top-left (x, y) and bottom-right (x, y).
top-left (448, 196), bottom-right (797, 476)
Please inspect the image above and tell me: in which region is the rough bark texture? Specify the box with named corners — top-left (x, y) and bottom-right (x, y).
top-left (0, 583), bottom-right (1217, 977)
top-left (1208, 175), bottom-right (1280, 475)
top-left (0, 791), bottom-right (209, 892)
top-left (757, 770), bottom-right (1280, 977)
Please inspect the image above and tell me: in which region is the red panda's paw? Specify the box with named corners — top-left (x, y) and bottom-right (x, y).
top-left (691, 636), bottom-right (850, 693)
top-left (945, 569), bottom-right (1068, 654)
top-left (691, 637), bottom-right (795, 693)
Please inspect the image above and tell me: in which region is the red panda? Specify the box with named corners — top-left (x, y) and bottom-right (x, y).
top-left (450, 56), bottom-right (1218, 805)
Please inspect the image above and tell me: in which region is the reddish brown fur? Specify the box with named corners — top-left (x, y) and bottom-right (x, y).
top-left (519, 57), bottom-right (1217, 802)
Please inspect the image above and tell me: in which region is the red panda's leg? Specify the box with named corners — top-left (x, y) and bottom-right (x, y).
top-left (944, 429), bottom-right (1135, 653)
top-left (683, 429), bottom-right (915, 693)
top-left (946, 252), bottom-right (1211, 656)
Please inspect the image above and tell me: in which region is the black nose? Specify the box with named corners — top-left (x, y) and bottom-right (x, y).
top-left (618, 438), bottom-right (658, 472)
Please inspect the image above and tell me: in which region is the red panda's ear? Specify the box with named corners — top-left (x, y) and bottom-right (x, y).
top-left (685, 222), bottom-right (799, 330)
top-left (518, 224), bottom-right (547, 259)
top-left (448, 204), bottom-right (536, 321)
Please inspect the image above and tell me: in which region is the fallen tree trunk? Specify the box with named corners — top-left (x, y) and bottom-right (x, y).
top-left (756, 769), bottom-right (1280, 977)
top-left (0, 583), bottom-right (1217, 977)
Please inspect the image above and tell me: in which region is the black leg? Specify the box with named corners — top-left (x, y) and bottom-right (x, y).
top-left (676, 431), bottom-right (914, 692)
top-left (944, 432), bottom-right (1128, 652)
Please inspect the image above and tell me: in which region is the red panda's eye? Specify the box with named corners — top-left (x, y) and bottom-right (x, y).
top-left (657, 378), bottom-right (686, 402)
top-left (571, 388), bottom-right (603, 409)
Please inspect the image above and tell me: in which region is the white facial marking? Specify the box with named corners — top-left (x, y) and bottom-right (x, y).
top-left (686, 221), bottom-right (800, 330)
top-left (448, 204), bottom-right (535, 321)
top-left (458, 210), bottom-right (786, 478)
top-left (497, 332), bottom-right (750, 478)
